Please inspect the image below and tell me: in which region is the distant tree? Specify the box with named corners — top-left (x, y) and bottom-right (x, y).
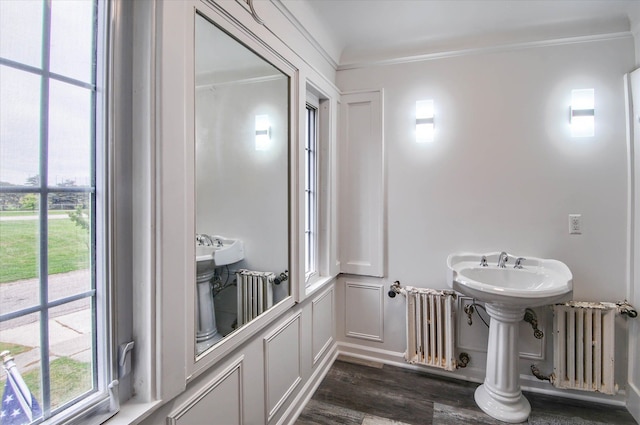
top-left (0, 181), bottom-right (21, 211)
top-left (20, 193), bottom-right (38, 211)
top-left (25, 175), bottom-right (40, 186)
top-left (50, 179), bottom-right (79, 210)
top-left (68, 206), bottom-right (90, 249)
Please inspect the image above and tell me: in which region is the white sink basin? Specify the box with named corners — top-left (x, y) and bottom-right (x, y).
top-left (447, 252), bottom-right (573, 422)
top-left (194, 236), bottom-right (244, 352)
top-left (446, 252), bottom-right (573, 307)
top-left (196, 236), bottom-right (244, 268)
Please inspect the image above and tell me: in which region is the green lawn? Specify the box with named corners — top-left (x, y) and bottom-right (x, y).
top-left (0, 341), bottom-right (33, 356)
top-left (0, 355), bottom-right (93, 411)
top-left (25, 357), bottom-right (93, 410)
top-left (0, 217), bottom-right (89, 283)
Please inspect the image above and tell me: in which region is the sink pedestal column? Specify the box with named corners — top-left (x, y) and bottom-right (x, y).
top-left (196, 268), bottom-right (222, 353)
top-left (475, 304), bottom-right (530, 423)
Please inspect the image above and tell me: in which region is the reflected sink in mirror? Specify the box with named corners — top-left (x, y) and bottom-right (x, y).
top-left (446, 252), bottom-right (573, 307)
top-left (196, 236), bottom-right (245, 269)
top-left (194, 12), bottom-right (290, 360)
top-left (195, 235), bottom-right (244, 353)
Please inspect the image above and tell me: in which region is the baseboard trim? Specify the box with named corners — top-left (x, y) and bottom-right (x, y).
top-left (336, 342), bottom-right (627, 407)
top-left (281, 343), bottom-right (338, 425)
top-left (628, 381), bottom-right (640, 423)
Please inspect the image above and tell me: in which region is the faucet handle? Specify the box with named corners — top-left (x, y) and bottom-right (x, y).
top-left (514, 257), bottom-right (526, 269)
top-left (480, 256), bottom-right (488, 267)
top-left (497, 251), bottom-right (509, 268)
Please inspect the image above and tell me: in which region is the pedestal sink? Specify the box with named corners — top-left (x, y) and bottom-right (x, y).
top-left (195, 236), bottom-right (244, 353)
top-left (447, 252), bottom-right (573, 423)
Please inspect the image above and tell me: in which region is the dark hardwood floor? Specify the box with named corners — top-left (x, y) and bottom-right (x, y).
top-left (296, 357), bottom-right (638, 425)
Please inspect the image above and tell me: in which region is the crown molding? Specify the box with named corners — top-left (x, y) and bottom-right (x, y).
top-left (337, 31), bottom-right (633, 71)
top-left (270, 0), bottom-right (338, 70)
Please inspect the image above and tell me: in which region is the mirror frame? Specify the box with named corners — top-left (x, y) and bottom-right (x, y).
top-left (185, 1), bottom-right (300, 380)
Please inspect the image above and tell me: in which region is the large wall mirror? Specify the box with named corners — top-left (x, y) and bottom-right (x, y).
top-left (194, 13), bottom-right (290, 356)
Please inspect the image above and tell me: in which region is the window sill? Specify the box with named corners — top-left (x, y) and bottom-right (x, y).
top-left (305, 274), bottom-right (337, 298)
top-left (104, 398), bottom-right (163, 425)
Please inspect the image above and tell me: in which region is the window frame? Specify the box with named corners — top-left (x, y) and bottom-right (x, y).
top-left (305, 99), bottom-right (319, 283)
top-left (0, 0), bottom-right (120, 423)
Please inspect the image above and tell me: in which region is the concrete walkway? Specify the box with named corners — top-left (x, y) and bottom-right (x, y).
top-left (0, 270), bottom-right (92, 373)
top-left (0, 214), bottom-right (70, 221)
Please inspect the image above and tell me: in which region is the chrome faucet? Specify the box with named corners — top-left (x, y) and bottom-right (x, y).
top-left (196, 233), bottom-right (214, 246)
top-left (480, 256), bottom-right (488, 267)
top-left (497, 252), bottom-right (509, 268)
top-left (514, 257), bottom-right (526, 269)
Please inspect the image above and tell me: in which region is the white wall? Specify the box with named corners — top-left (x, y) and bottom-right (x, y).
top-left (336, 36), bottom-right (636, 392)
top-left (196, 77), bottom-right (289, 275)
top-left (338, 37), bottom-right (635, 299)
top-left (630, 9), bottom-right (640, 67)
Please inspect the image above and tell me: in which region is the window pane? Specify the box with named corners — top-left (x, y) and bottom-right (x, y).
top-left (0, 0), bottom-right (43, 69)
top-left (0, 65), bottom-right (42, 185)
top-left (48, 80), bottom-right (92, 186)
top-left (49, 299), bottom-right (94, 410)
top-left (0, 312), bottom-right (44, 422)
top-left (50, 0), bottom-right (95, 83)
top-left (0, 208), bottom-right (42, 316)
top-left (47, 193), bottom-right (92, 301)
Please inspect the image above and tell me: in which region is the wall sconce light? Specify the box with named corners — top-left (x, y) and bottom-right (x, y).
top-left (255, 114), bottom-right (271, 150)
top-left (416, 99), bottom-right (434, 143)
top-left (570, 89), bottom-right (594, 137)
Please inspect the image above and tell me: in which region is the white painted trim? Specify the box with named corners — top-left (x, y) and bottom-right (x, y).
top-left (626, 68), bottom-right (640, 423)
top-left (339, 90), bottom-right (385, 277)
top-left (269, 0), bottom-right (338, 70)
top-left (167, 356), bottom-right (245, 424)
top-left (304, 275), bottom-right (336, 299)
top-left (337, 32), bottom-right (633, 71)
top-left (628, 381), bottom-right (640, 423)
top-left (312, 286), bottom-right (335, 366)
top-left (344, 281), bottom-right (385, 342)
top-left (264, 313), bottom-right (302, 422)
top-left (279, 344), bottom-right (339, 425)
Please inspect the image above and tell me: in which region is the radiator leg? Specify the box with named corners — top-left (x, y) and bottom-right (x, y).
top-left (474, 304), bottom-right (531, 424)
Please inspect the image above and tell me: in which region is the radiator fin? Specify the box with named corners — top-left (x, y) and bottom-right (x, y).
top-left (405, 287), bottom-right (456, 371)
top-left (236, 269), bottom-right (275, 326)
top-left (552, 303), bottom-right (616, 394)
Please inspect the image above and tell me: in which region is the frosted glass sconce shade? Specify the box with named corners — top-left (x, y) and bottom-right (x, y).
top-left (570, 89), bottom-right (594, 137)
top-left (416, 99), bottom-right (434, 143)
top-left (255, 114), bottom-right (271, 150)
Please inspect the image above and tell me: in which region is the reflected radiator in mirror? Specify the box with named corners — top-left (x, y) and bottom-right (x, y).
top-left (236, 269), bottom-right (275, 326)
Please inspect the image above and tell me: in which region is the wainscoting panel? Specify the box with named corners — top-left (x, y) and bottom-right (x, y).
top-left (264, 313), bottom-right (302, 422)
top-left (456, 297), bottom-right (545, 360)
top-left (344, 280), bottom-right (384, 342)
top-left (456, 296), bottom-right (490, 353)
top-left (339, 90), bottom-right (384, 277)
top-left (167, 356), bottom-right (244, 425)
top-left (518, 307), bottom-right (545, 360)
top-left (312, 287), bottom-right (334, 365)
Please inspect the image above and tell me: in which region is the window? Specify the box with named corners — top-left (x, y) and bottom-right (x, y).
top-left (0, 1), bottom-right (116, 423)
top-left (305, 102), bottom-right (318, 282)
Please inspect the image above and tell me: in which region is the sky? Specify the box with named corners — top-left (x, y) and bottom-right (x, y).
top-left (0, 0), bottom-right (94, 187)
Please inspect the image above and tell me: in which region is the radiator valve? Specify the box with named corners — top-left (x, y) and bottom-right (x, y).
top-left (388, 281), bottom-right (402, 298)
top-left (616, 301), bottom-right (638, 318)
top-left (524, 308), bottom-right (544, 339)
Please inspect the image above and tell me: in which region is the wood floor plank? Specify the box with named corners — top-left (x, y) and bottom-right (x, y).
top-left (311, 361), bottom-right (434, 424)
top-left (295, 399), bottom-right (364, 425)
top-left (300, 358), bottom-right (639, 425)
top-left (432, 402), bottom-right (513, 425)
